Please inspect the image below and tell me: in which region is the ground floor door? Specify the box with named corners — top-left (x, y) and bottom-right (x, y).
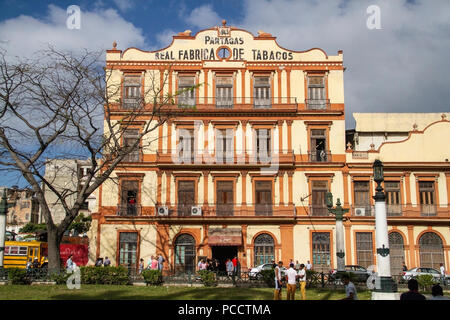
top-left (211, 246), bottom-right (238, 272)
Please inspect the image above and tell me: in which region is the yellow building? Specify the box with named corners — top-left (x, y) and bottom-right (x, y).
top-left (89, 22), bottom-right (450, 276)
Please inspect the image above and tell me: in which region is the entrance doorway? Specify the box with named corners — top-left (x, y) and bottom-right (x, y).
top-left (211, 246), bottom-right (238, 272)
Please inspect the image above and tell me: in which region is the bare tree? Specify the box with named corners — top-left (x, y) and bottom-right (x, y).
top-left (0, 47), bottom-right (197, 270)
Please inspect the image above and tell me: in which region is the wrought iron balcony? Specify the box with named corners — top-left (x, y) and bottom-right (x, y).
top-left (309, 150), bottom-right (331, 162)
top-left (153, 203), bottom-right (293, 217)
top-left (309, 205), bottom-right (331, 216)
top-left (420, 204), bottom-right (437, 217)
top-left (122, 98), bottom-right (141, 110)
top-left (386, 204), bottom-right (402, 216)
top-left (305, 99), bottom-right (331, 110)
top-left (117, 204), bottom-right (142, 216)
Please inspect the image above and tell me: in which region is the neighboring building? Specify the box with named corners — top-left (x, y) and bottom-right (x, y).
top-left (89, 22), bottom-right (450, 276)
top-left (41, 159), bottom-right (97, 225)
top-left (0, 186), bottom-right (39, 234)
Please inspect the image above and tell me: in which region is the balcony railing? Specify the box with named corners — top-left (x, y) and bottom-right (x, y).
top-left (177, 96), bottom-right (196, 108)
top-left (157, 149), bottom-right (295, 165)
top-left (253, 98), bottom-right (272, 109)
top-left (122, 98), bottom-right (141, 109)
top-left (172, 97), bottom-right (297, 110)
top-left (216, 97), bottom-right (234, 109)
top-left (153, 203), bottom-right (293, 217)
top-left (386, 204), bottom-right (402, 216)
top-left (351, 205), bottom-right (374, 217)
top-left (122, 151), bottom-right (142, 163)
top-left (117, 204), bottom-right (142, 216)
top-left (305, 99), bottom-right (330, 110)
top-left (309, 205), bottom-right (331, 216)
top-left (420, 204), bottom-right (437, 217)
top-left (309, 150), bottom-right (331, 162)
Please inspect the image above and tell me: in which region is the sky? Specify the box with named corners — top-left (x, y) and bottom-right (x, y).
top-left (0, 0), bottom-right (449, 186)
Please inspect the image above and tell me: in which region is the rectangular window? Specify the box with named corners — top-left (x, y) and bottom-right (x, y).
top-left (310, 129), bottom-right (328, 162)
top-left (123, 75), bottom-right (141, 109)
top-left (385, 181), bottom-right (402, 216)
top-left (353, 181), bottom-right (372, 216)
top-left (419, 181), bottom-right (436, 216)
top-left (178, 76), bottom-right (196, 107)
top-left (312, 232), bottom-right (331, 273)
top-left (215, 129), bottom-right (234, 163)
top-left (216, 76), bottom-right (233, 108)
top-left (356, 232), bottom-right (374, 268)
top-left (120, 180), bottom-right (139, 216)
top-left (178, 129), bottom-right (195, 163)
top-left (123, 129), bottom-right (140, 162)
top-left (119, 232), bottom-right (138, 270)
top-left (256, 129), bottom-right (271, 161)
top-left (177, 181), bottom-right (195, 216)
top-left (307, 76), bottom-right (326, 109)
top-left (216, 181), bottom-right (234, 216)
top-left (254, 76), bottom-right (271, 108)
top-left (311, 180), bottom-right (329, 216)
top-left (255, 181), bottom-right (272, 216)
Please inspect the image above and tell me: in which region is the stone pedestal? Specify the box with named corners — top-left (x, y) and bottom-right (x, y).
top-left (371, 291), bottom-right (400, 300)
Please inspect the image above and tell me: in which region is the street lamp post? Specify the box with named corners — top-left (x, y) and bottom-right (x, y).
top-left (326, 192), bottom-right (348, 272)
top-left (372, 159), bottom-right (399, 300)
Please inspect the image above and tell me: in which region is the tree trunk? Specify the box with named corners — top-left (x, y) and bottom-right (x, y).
top-left (47, 228), bottom-right (62, 271)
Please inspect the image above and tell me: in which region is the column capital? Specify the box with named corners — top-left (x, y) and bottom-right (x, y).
top-left (202, 170), bottom-right (210, 177)
top-left (241, 120), bottom-right (248, 126)
top-left (241, 170), bottom-right (248, 176)
top-left (287, 170), bottom-right (294, 177)
top-left (286, 120), bottom-right (293, 126)
top-left (202, 119), bottom-right (210, 126)
top-left (277, 120), bottom-right (284, 126)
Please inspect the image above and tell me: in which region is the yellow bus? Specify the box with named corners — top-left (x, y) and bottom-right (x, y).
top-left (3, 241), bottom-right (47, 269)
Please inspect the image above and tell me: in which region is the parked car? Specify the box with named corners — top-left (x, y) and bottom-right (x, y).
top-left (249, 263), bottom-right (286, 280)
top-left (330, 265), bottom-right (373, 283)
top-left (402, 267), bottom-right (449, 284)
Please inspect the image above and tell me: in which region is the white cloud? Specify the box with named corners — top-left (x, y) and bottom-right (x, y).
top-left (0, 4), bottom-right (147, 58)
top-left (184, 0), bottom-right (450, 126)
top-left (185, 4), bottom-right (222, 29)
top-left (113, 0), bottom-right (134, 12)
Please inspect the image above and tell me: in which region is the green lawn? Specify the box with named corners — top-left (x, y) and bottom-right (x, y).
top-left (0, 285), bottom-right (372, 300)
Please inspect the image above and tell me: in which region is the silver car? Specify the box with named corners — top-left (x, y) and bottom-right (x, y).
top-left (249, 263), bottom-right (286, 280)
top-left (402, 267), bottom-right (449, 284)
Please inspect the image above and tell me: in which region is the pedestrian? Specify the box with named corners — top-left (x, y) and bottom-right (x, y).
top-left (226, 259), bottom-right (234, 277)
top-left (341, 274), bottom-right (358, 300)
top-left (104, 256), bottom-right (111, 267)
top-left (198, 258), bottom-right (203, 271)
top-left (151, 256), bottom-right (158, 269)
top-left (400, 279), bottom-right (426, 300)
top-left (214, 259), bottom-right (220, 272)
top-left (440, 263), bottom-right (446, 283)
top-left (295, 260), bottom-right (301, 271)
top-left (232, 256), bottom-right (238, 275)
top-left (66, 254), bottom-right (74, 271)
top-left (271, 259), bottom-right (276, 269)
top-left (32, 257), bottom-right (40, 269)
top-left (274, 261), bottom-right (283, 300)
top-left (148, 256), bottom-right (154, 269)
top-left (236, 257), bottom-right (241, 278)
top-left (26, 258), bottom-right (32, 270)
top-left (306, 260), bottom-right (312, 271)
top-left (95, 257), bottom-right (104, 267)
top-left (285, 263), bottom-right (298, 300)
top-left (139, 258), bottom-right (144, 274)
top-left (402, 261), bottom-right (408, 272)
top-left (158, 253), bottom-right (165, 271)
top-left (298, 263), bottom-right (307, 300)
top-left (430, 284), bottom-right (449, 300)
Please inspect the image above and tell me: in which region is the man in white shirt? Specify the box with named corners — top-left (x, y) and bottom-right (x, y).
top-left (274, 261), bottom-right (283, 300)
top-left (342, 274), bottom-right (358, 300)
top-left (298, 264), bottom-right (307, 300)
top-left (285, 263), bottom-right (299, 300)
top-left (306, 260), bottom-right (312, 271)
top-left (440, 263), bottom-right (446, 284)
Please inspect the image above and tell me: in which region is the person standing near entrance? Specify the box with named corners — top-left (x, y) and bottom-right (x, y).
top-left (232, 256), bottom-right (238, 275)
top-left (274, 261), bottom-right (283, 300)
top-left (402, 261), bottom-right (408, 272)
top-left (440, 263), bottom-right (446, 284)
top-left (285, 263), bottom-right (298, 300)
top-left (158, 254), bottom-right (165, 272)
top-left (226, 259), bottom-right (234, 277)
top-left (298, 264), bottom-right (307, 300)
top-left (306, 260), bottom-right (312, 271)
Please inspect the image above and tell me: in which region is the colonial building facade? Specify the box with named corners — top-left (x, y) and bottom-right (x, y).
top-left (89, 22), bottom-right (450, 275)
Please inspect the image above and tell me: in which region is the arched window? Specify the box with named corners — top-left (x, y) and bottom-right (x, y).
top-left (174, 234), bottom-right (196, 273)
top-left (254, 234), bottom-right (275, 266)
top-left (312, 232), bottom-right (331, 273)
top-left (419, 232), bottom-right (444, 270)
top-left (388, 232), bottom-right (405, 275)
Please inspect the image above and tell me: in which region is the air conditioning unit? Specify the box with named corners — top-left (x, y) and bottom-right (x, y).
top-left (355, 207), bottom-right (366, 216)
top-left (157, 206), bottom-right (169, 216)
top-left (191, 206), bottom-right (202, 216)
